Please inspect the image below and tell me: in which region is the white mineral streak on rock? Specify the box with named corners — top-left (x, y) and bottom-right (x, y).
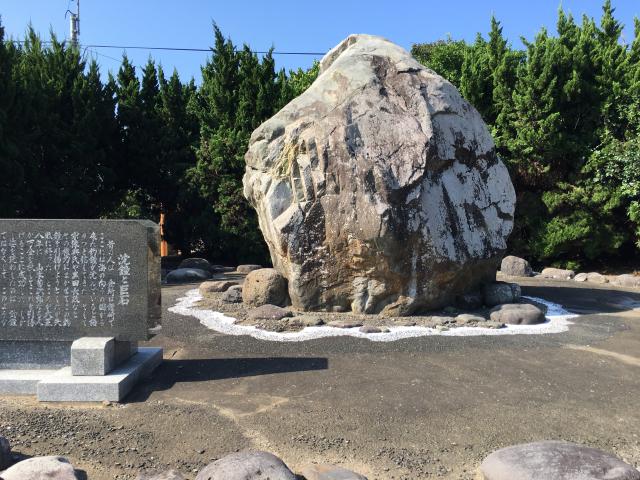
top-left (169, 290), bottom-right (576, 343)
top-left (243, 34), bottom-right (516, 314)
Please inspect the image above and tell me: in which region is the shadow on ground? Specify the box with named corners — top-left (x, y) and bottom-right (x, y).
top-left (127, 357), bottom-right (328, 403)
top-left (522, 284), bottom-right (640, 314)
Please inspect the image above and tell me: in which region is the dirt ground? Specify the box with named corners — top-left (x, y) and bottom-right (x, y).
top-left (1, 277), bottom-right (640, 479)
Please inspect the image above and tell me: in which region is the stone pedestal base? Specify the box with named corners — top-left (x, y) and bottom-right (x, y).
top-left (0, 338), bottom-right (162, 402)
top-left (38, 347), bottom-right (162, 402)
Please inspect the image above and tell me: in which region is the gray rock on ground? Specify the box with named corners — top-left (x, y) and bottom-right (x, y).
top-left (483, 282), bottom-right (521, 307)
top-left (479, 440), bottom-right (640, 480)
top-left (242, 268), bottom-right (289, 307)
top-left (246, 304), bottom-right (293, 321)
top-left (166, 268), bottom-right (210, 284)
top-left (199, 280), bottom-right (239, 295)
top-left (328, 320), bottom-right (364, 329)
top-left (612, 274), bottom-right (640, 288)
top-left (288, 315), bottom-right (325, 327)
top-left (236, 264), bottom-right (263, 274)
top-left (195, 450), bottom-right (296, 480)
top-left (300, 464), bottom-right (368, 480)
top-left (222, 285), bottom-right (243, 303)
top-left (489, 303), bottom-right (546, 325)
top-left (359, 325), bottom-right (383, 333)
top-left (574, 272), bottom-right (609, 284)
top-left (243, 34), bottom-right (515, 315)
top-left (574, 272), bottom-right (588, 282)
top-left (455, 313), bottom-right (486, 325)
top-left (0, 435), bottom-right (11, 470)
top-left (179, 257), bottom-right (212, 271)
top-left (136, 470), bottom-right (186, 480)
top-left (500, 256), bottom-right (533, 277)
top-left (0, 456), bottom-right (81, 480)
top-left (540, 267), bottom-right (576, 280)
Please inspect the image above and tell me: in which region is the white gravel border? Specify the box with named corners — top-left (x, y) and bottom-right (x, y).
top-left (169, 289), bottom-right (577, 343)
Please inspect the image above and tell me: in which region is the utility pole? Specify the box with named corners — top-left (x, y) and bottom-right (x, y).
top-left (69, 0), bottom-right (80, 47)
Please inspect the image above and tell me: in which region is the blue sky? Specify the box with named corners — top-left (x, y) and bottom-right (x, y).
top-left (1, 1), bottom-right (638, 83)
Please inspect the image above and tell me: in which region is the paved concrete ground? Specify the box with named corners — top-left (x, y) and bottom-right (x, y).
top-left (1, 278), bottom-right (639, 479)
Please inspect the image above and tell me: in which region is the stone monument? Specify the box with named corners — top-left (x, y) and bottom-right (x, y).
top-left (243, 34), bottom-right (516, 315)
top-left (0, 219), bottom-right (163, 401)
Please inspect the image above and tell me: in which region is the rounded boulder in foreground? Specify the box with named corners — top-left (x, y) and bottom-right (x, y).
top-left (195, 450), bottom-right (296, 480)
top-left (1, 456), bottom-right (80, 480)
top-left (243, 34), bottom-right (515, 314)
top-left (242, 268), bottom-right (289, 307)
top-left (479, 441), bottom-right (640, 480)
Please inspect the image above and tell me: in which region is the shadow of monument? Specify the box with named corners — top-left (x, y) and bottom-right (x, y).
top-left (522, 284), bottom-right (640, 314)
top-left (126, 356), bottom-right (328, 403)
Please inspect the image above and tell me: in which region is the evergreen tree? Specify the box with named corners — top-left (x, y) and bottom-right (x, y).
top-left (411, 38), bottom-right (469, 88)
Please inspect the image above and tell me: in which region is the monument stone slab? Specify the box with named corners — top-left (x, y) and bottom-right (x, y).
top-left (0, 219), bottom-right (161, 342)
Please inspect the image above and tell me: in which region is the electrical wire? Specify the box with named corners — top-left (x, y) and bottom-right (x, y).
top-left (7, 39), bottom-right (326, 56)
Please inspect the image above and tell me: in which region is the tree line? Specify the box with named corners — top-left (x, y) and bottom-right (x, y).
top-left (1, 1), bottom-right (638, 269)
top-left (412, 1), bottom-right (640, 269)
top-left (0, 23), bottom-right (316, 264)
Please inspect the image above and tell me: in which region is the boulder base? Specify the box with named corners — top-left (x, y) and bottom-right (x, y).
top-left (243, 34), bottom-right (515, 314)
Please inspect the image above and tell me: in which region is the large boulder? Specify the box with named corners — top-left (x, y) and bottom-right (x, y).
top-left (243, 34), bottom-right (516, 314)
top-left (479, 441), bottom-right (640, 480)
top-left (1, 456), bottom-right (81, 480)
top-left (195, 450), bottom-right (296, 480)
top-left (242, 268), bottom-right (289, 307)
top-left (500, 256), bottom-right (533, 277)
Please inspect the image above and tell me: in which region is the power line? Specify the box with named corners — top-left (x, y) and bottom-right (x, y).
top-left (7, 39), bottom-right (326, 56)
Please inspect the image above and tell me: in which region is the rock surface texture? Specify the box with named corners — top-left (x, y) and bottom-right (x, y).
top-left (479, 441), bottom-right (640, 480)
top-left (243, 34), bottom-right (516, 314)
top-left (500, 256), bottom-right (533, 277)
top-left (489, 303), bottom-right (545, 325)
top-left (0, 456), bottom-right (80, 480)
top-left (195, 450), bottom-right (297, 480)
top-left (242, 268), bottom-right (289, 307)
top-left (540, 268), bottom-right (575, 280)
